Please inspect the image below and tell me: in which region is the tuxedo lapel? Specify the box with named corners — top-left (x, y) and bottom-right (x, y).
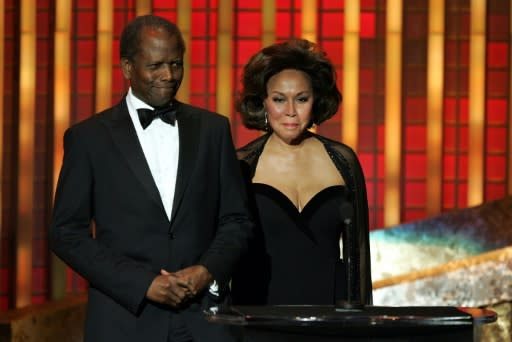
top-left (170, 103), bottom-right (200, 224)
top-left (102, 100), bottom-right (165, 212)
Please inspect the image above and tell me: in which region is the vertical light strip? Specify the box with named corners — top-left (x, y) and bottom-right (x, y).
top-left (136, 0), bottom-right (151, 16)
top-left (426, 0), bottom-right (445, 215)
top-left (301, 0), bottom-right (317, 42)
top-left (468, 0), bottom-right (486, 206)
top-left (302, 0), bottom-right (317, 133)
top-left (262, 0), bottom-right (276, 47)
top-left (342, 0), bottom-right (360, 150)
top-left (384, 0), bottom-right (403, 227)
top-left (51, 0), bottom-right (72, 300)
top-left (177, 0), bottom-right (191, 103)
top-left (216, 0), bottom-right (232, 119)
top-left (95, 1), bottom-right (113, 112)
top-left (17, 0), bottom-right (36, 308)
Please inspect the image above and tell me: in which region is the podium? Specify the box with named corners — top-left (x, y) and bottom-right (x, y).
top-left (205, 305), bottom-right (497, 341)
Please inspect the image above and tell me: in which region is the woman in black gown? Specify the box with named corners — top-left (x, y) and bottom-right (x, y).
top-left (231, 39), bottom-right (372, 306)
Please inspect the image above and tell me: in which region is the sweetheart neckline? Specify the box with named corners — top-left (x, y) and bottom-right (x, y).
top-left (252, 183), bottom-right (346, 214)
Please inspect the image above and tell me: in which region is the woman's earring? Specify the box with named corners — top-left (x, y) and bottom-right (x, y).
top-left (264, 112), bottom-right (269, 131)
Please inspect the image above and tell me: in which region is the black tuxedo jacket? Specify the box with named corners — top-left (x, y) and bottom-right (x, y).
top-left (50, 98), bottom-right (253, 341)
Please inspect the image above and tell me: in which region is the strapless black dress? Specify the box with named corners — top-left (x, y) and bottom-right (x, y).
top-left (232, 183), bottom-right (351, 305)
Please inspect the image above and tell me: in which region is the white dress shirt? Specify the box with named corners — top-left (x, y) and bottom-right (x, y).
top-left (126, 88), bottom-right (179, 221)
top-left (126, 89), bottom-right (219, 296)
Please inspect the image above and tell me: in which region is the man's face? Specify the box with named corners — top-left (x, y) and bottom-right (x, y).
top-left (121, 27), bottom-right (184, 108)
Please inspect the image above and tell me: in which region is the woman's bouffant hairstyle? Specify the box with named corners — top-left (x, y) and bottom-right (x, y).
top-left (120, 15), bottom-right (185, 61)
top-left (237, 39), bottom-right (342, 131)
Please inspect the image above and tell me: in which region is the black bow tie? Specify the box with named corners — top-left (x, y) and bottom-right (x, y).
top-left (137, 105), bottom-right (177, 129)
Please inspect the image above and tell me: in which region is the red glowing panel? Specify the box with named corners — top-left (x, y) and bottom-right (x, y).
top-left (113, 13), bottom-right (133, 36)
top-left (190, 68), bottom-right (207, 92)
top-left (459, 98), bottom-right (469, 123)
top-left (320, 12), bottom-right (344, 37)
top-left (459, 126), bottom-right (469, 152)
top-left (359, 125), bottom-right (377, 150)
top-left (377, 125), bottom-right (385, 150)
top-left (458, 155), bottom-right (468, 179)
top-left (486, 99), bottom-right (507, 123)
top-left (488, 15), bottom-right (509, 39)
top-left (154, 0), bottom-right (177, 7)
top-left (76, 0), bottom-right (95, 8)
top-left (190, 40), bottom-right (208, 64)
top-left (37, 12), bottom-right (51, 36)
top-left (404, 209), bottom-right (427, 223)
top-left (76, 69), bottom-right (94, 93)
top-left (486, 127), bottom-right (507, 152)
top-left (75, 95), bottom-right (95, 122)
top-left (190, 95), bottom-right (207, 109)
top-left (359, 41), bottom-right (376, 65)
top-left (322, 0), bottom-right (344, 9)
top-left (208, 68), bottom-right (217, 92)
top-left (32, 267), bottom-right (47, 293)
top-left (487, 71), bottom-right (508, 96)
top-left (405, 154), bottom-right (427, 179)
top-left (443, 98), bottom-right (457, 122)
top-left (236, 40), bottom-right (262, 65)
top-left (236, 12), bottom-right (261, 37)
top-left (444, 70), bottom-right (460, 94)
top-left (443, 155), bottom-right (456, 179)
top-left (361, 0), bottom-right (376, 10)
top-left (192, 12), bottom-right (208, 36)
top-left (359, 152), bottom-right (375, 178)
top-left (376, 181), bottom-right (385, 206)
top-left (275, 12), bottom-right (292, 37)
top-left (457, 184), bottom-right (468, 208)
top-left (76, 12), bottom-right (96, 36)
top-left (377, 153), bottom-right (385, 179)
top-left (360, 12), bottom-right (375, 38)
top-left (112, 40), bottom-right (120, 64)
top-left (443, 183), bottom-right (455, 208)
top-left (405, 98), bottom-right (426, 121)
top-left (445, 41), bottom-right (469, 66)
top-left (112, 69), bottom-right (126, 94)
top-left (358, 96), bottom-right (375, 121)
top-left (365, 181), bottom-right (375, 204)
top-left (235, 125), bottom-right (261, 148)
top-left (276, 0), bottom-right (301, 8)
top-left (486, 156), bottom-right (506, 180)
top-left (316, 122), bottom-right (340, 141)
top-left (360, 69), bottom-right (375, 93)
top-left (485, 184), bottom-right (506, 201)
top-left (77, 41), bottom-right (95, 64)
top-left (237, 0), bottom-right (261, 9)
top-left (405, 126), bottom-right (426, 151)
top-left (152, 10), bottom-right (177, 22)
top-left (487, 42), bottom-right (508, 67)
top-left (320, 41), bottom-right (343, 65)
top-left (443, 126), bottom-right (458, 151)
top-left (36, 69), bottom-right (49, 94)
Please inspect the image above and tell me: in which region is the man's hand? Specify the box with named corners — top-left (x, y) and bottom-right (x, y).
top-left (145, 270), bottom-right (191, 308)
top-left (174, 265), bottom-right (213, 297)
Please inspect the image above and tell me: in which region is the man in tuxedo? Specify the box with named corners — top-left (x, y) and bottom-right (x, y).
top-left (49, 15), bottom-right (253, 342)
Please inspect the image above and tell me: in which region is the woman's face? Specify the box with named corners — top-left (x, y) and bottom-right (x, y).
top-left (264, 69), bottom-right (314, 145)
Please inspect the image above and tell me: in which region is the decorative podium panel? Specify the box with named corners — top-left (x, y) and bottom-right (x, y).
top-left (205, 305), bottom-right (496, 342)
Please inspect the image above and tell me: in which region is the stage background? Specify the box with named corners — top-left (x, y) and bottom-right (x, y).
top-left (0, 0), bottom-right (510, 311)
